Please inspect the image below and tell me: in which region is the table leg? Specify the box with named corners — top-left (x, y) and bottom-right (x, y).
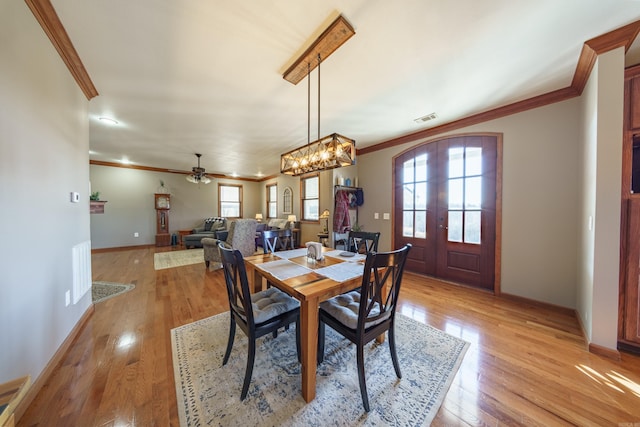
top-left (300, 297), bottom-right (319, 402)
top-left (249, 265), bottom-right (264, 293)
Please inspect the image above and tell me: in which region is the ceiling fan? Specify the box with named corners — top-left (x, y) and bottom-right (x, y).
top-left (186, 153), bottom-right (211, 184)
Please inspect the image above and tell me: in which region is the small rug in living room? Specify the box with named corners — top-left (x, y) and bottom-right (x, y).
top-left (154, 249), bottom-right (204, 270)
top-left (171, 312), bottom-right (469, 426)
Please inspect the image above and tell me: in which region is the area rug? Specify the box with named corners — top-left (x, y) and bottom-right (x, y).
top-left (171, 312), bottom-right (469, 426)
top-left (92, 281), bottom-right (135, 303)
top-left (154, 249), bottom-right (204, 270)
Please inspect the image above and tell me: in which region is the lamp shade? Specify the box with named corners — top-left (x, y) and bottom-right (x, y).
top-left (320, 209), bottom-right (330, 219)
top-left (255, 213), bottom-right (263, 221)
top-left (287, 215), bottom-right (297, 222)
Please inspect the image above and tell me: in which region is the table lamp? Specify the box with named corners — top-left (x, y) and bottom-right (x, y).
top-left (320, 209), bottom-right (330, 233)
top-left (255, 213), bottom-right (263, 222)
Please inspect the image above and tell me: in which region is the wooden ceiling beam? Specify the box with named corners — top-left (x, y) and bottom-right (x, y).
top-left (283, 15), bottom-right (355, 85)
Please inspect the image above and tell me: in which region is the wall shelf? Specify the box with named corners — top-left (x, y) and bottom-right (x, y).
top-left (89, 200), bottom-right (107, 214)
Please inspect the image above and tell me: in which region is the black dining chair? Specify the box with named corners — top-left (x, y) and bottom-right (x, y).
top-left (317, 244), bottom-right (412, 412)
top-left (261, 228), bottom-right (295, 253)
top-left (218, 242), bottom-right (301, 400)
top-left (347, 231), bottom-right (381, 254)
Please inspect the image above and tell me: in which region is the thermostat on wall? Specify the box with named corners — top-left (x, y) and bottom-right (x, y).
top-left (70, 192), bottom-right (80, 203)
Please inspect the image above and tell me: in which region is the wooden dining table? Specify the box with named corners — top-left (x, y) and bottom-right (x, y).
top-left (243, 247), bottom-right (369, 403)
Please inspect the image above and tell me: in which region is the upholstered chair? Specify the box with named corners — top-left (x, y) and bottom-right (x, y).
top-left (202, 219), bottom-right (258, 269)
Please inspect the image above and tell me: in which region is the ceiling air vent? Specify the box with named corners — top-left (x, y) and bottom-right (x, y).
top-left (414, 112), bottom-right (437, 123)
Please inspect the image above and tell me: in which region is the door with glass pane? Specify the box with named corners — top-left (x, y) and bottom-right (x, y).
top-left (394, 135), bottom-right (497, 290)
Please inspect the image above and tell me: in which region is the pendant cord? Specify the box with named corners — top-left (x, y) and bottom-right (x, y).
top-left (307, 62), bottom-right (310, 145)
top-left (317, 53), bottom-right (321, 140)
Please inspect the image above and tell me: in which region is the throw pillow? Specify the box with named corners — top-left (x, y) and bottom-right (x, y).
top-left (204, 217), bottom-right (225, 231)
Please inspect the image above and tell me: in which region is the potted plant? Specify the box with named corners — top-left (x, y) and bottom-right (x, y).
top-left (90, 191), bottom-right (100, 201)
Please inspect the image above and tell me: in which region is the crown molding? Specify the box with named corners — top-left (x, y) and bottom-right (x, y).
top-left (89, 160), bottom-right (266, 182)
top-left (25, 0), bottom-right (98, 100)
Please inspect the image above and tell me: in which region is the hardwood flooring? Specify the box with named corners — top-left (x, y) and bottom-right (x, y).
top-left (17, 246), bottom-right (640, 426)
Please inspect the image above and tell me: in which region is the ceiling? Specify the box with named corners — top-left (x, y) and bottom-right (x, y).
top-left (50, 0), bottom-right (640, 179)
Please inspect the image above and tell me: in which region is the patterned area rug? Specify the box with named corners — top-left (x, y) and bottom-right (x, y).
top-left (171, 312), bottom-right (469, 426)
top-left (154, 249), bottom-right (204, 270)
top-left (92, 281), bottom-right (135, 303)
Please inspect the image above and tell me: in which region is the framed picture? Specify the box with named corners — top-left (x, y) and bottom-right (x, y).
top-left (283, 187), bottom-right (293, 214)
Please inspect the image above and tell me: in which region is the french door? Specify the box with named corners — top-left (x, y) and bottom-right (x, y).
top-left (393, 135), bottom-right (498, 290)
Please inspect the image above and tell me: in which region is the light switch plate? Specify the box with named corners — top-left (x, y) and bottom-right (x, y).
top-left (383, 213), bottom-right (390, 220)
top-left (70, 192), bottom-right (80, 203)
top-left (374, 212), bottom-right (379, 219)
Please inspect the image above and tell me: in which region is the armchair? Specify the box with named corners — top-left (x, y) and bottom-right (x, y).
top-left (202, 219), bottom-right (258, 269)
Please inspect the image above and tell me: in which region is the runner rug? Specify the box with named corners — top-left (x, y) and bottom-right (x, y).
top-left (154, 249), bottom-right (204, 270)
top-left (171, 312), bottom-right (469, 426)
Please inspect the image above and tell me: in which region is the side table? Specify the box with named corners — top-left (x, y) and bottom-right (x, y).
top-left (178, 229), bottom-right (192, 247)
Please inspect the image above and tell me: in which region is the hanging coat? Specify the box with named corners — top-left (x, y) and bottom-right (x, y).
top-left (333, 190), bottom-right (351, 233)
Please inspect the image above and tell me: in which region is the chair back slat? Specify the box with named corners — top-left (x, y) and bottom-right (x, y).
top-left (219, 242), bottom-right (254, 325)
top-left (262, 228), bottom-right (294, 253)
top-left (358, 245), bottom-right (411, 328)
top-left (348, 231), bottom-right (381, 254)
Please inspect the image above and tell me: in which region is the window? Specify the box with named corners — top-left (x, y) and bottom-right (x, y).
top-left (218, 184), bottom-right (242, 218)
top-left (267, 184), bottom-right (277, 218)
top-left (402, 153), bottom-right (428, 239)
top-left (301, 174), bottom-right (319, 221)
top-left (447, 146), bottom-right (482, 244)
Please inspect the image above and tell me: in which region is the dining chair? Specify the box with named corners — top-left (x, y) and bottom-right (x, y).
top-left (218, 242), bottom-right (301, 400)
top-left (347, 231), bottom-right (381, 254)
top-left (317, 244), bottom-right (412, 412)
top-left (261, 228), bottom-right (295, 254)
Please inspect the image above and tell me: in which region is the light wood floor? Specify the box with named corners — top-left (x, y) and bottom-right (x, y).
top-left (17, 246), bottom-right (640, 426)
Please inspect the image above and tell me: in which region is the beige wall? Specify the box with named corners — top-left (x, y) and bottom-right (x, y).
top-left (89, 165), bottom-right (263, 249)
top-left (0, 2), bottom-right (92, 384)
top-left (357, 99), bottom-right (581, 309)
top-left (577, 48), bottom-right (624, 348)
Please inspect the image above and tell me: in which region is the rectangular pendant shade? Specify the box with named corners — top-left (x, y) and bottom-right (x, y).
top-left (280, 133), bottom-right (355, 176)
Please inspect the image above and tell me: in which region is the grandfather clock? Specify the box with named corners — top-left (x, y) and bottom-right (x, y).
top-left (154, 193), bottom-right (171, 247)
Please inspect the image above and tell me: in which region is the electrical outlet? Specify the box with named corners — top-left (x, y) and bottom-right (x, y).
top-left (134, 232), bottom-right (139, 237)
top-left (65, 290), bottom-right (71, 307)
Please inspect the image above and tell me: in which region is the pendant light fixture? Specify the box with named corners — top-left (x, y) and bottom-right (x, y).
top-left (280, 15), bottom-right (356, 176)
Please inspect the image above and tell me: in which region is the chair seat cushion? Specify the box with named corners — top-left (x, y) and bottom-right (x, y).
top-left (251, 287), bottom-right (299, 324)
top-left (320, 290), bottom-right (389, 329)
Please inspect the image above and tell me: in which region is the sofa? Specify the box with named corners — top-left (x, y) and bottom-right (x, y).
top-left (266, 218), bottom-right (291, 230)
top-left (183, 217), bottom-right (227, 249)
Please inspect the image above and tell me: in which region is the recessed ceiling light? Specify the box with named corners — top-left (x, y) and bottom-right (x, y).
top-left (98, 117), bottom-right (118, 125)
top-left (414, 113), bottom-right (437, 124)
